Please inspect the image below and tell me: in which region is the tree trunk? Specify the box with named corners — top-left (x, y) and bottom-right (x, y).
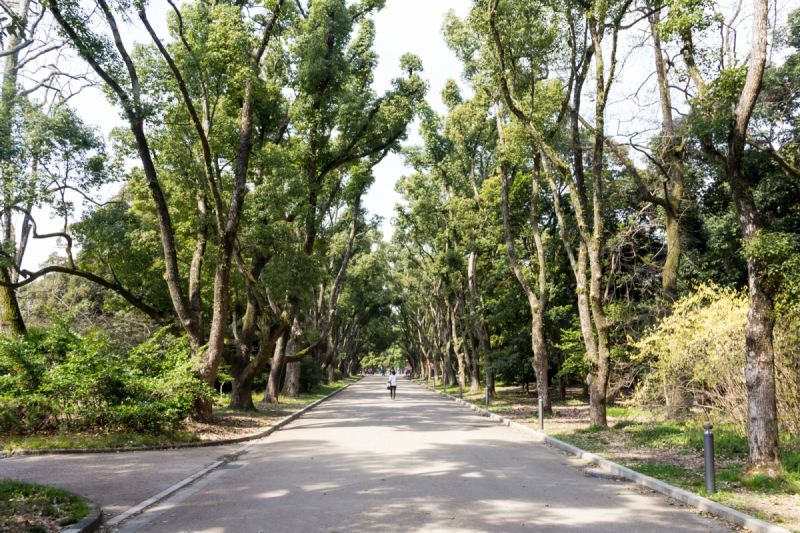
top-left (444, 354), bottom-right (456, 386)
top-left (587, 243), bottom-right (611, 428)
top-left (450, 304), bottom-right (467, 390)
top-left (0, 267), bottom-right (25, 336)
top-left (467, 332), bottom-right (481, 392)
top-left (0, 0), bottom-right (29, 338)
top-left (228, 284), bottom-right (259, 410)
top-left (722, 0), bottom-right (780, 473)
top-left (229, 365), bottom-right (256, 411)
top-left (283, 362), bottom-right (301, 397)
top-left (264, 329), bottom-right (290, 403)
top-left (663, 209), bottom-right (681, 305)
top-left (651, 13), bottom-right (683, 307)
top-left (281, 318), bottom-right (304, 397)
top-left (531, 310), bottom-right (550, 408)
top-left (467, 251), bottom-right (490, 393)
top-left (497, 139), bottom-right (551, 414)
top-left (193, 253), bottom-right (235, 421)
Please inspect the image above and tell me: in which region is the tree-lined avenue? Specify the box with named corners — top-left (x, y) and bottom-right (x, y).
top-left (92, 377), bottom-right (736, 533)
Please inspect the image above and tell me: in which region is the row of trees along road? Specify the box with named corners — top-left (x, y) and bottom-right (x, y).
top-left (390, 0), bottom-right (800, 476)
top-left (0, 0), bottom-right (425, 421)
top-left (1, 0), bottom-right (799, 477)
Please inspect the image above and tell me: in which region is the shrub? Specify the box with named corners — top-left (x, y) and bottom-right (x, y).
top-left (632, 283), bottom-right (800, 435)
top-left (0, 320), bottom-right (212, 434)
top-left (299, 355), bottom-right (324, 392)
top-left (333, 369), bottom-right (343, 381)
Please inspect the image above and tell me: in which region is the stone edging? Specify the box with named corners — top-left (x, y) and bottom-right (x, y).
top-left (413, 379), bottom-right (791, 533)
top-left (61, 501), bottom-right (102, 533)
top-left (1, 380), bottom-right (359, 458)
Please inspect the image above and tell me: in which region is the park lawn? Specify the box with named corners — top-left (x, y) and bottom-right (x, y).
top-left (450, 381), bottom-right (800, 532)
top-left (0, 479), bottom-right (90, 533)
top-left (1, 377), bottom-right (358, 454)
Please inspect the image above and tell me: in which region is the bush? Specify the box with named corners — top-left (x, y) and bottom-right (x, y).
top-left (632, 283), bottom-right (800, 435)
top-left (0, 319), bottom-right (212, 434)
top-left (299, 355), bottom-right (324, 392)
top-left (333, 369), bottom-right (343, 381)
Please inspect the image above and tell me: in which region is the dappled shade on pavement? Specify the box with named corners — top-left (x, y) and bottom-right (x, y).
top-left (131, 377), bottom-right (732, 532)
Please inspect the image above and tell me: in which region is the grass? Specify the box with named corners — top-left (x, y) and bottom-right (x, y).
top-left (0, 429), bottom-right (199, 453)
top-left (554, 419), bottom-right (799, 493)
top-left (0, 479), bottom-right (90, 532)
top-left (1, 376), bottom-right (359, 453)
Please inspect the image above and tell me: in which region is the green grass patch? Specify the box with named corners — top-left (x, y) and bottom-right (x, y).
top-left (606, 407), bottom-right (630, 417)
top-left (0, 478), bottom-right (90, 530)
top-left (628, 463), bottom-right (700, 489)
top-left (613, 420), bottom-right (749, 458)
top-left (0, 428), bottom-right (199, 452)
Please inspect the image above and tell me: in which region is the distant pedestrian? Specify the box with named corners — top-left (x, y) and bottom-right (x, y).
top-left (388, 369), bottom-right (397, 400)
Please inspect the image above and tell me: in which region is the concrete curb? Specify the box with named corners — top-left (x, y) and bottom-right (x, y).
top-left (61, 502), bottom-right (102, 533)
top-left (1, 380), bottom-right (359, 458)
top-left (412, 379), bottom-right (791, 533)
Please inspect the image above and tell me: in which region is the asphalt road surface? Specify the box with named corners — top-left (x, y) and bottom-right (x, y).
top-left (106, 376), bottom-right (732, 533)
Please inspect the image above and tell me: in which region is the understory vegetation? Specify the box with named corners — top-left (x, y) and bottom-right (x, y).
top-left (0, 321), bottom-right (210, 435)
top-left (0, 479), bottom-right (90, 532)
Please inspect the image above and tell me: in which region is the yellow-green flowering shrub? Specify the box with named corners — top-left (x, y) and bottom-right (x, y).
top-left (632, 283), bottom-right (799, 435)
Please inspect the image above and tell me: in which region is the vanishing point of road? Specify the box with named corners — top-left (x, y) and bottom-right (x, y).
top-left (3, 377), bottom-right (734, 532)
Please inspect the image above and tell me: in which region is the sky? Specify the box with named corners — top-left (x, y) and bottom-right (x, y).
top-left (19, 0), bottom-right (472, 270)
top-left (362, 0), bottom-right (471, 240)
top-left (21, 0), bottom-right (792, 270)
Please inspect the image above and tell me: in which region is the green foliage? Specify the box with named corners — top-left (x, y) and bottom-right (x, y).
top-left (0, 319), bottom-right (212, 433)
top-left (555, 323), bottom-right (589, 379)
top-left (659, 0), bottom-right (722, 44)
top-left (333, 368), bottom-right (343, 381)
top-left (743, 230), bottom-right (800, 314)
top-left (689, 66), bottom-right (747, 144)
top-left (299, 355), bottom-right (325, 393)
top-left (632, 284), bottom-right (800, 434)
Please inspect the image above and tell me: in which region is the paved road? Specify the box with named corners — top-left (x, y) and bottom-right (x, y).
top-left (107, 376), bottom-right (732, 533)
top-left (1, 441), bottom-right (240, 518)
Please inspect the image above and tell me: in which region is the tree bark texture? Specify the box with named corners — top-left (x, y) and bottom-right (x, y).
top-left (725, 0), bottom-right (780, 472)
top-left (498, 149), bottom-right (551, 413)
top-left (264, 328), bottom-right (290, 403)
top-left (0, 0), bottom-right (29, 337)
top-left (283, 362), bottom-right (301, 398)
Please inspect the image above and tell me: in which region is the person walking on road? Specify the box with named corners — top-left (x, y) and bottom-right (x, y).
top-left (388, 370), bottom-right (397, 400)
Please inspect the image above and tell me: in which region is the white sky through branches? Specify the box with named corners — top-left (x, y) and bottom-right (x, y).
top-left (20, 0), bottom-right (471, 270)
top-left (20, 0), bottom-right (793, 269)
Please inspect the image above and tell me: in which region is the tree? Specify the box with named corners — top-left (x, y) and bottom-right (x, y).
top-left (666, 0), bottom-right (780, 471)
top-left (228, 2), bottom-right (426, 408)
top-left (48, 0), bottom-right (288, 420)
